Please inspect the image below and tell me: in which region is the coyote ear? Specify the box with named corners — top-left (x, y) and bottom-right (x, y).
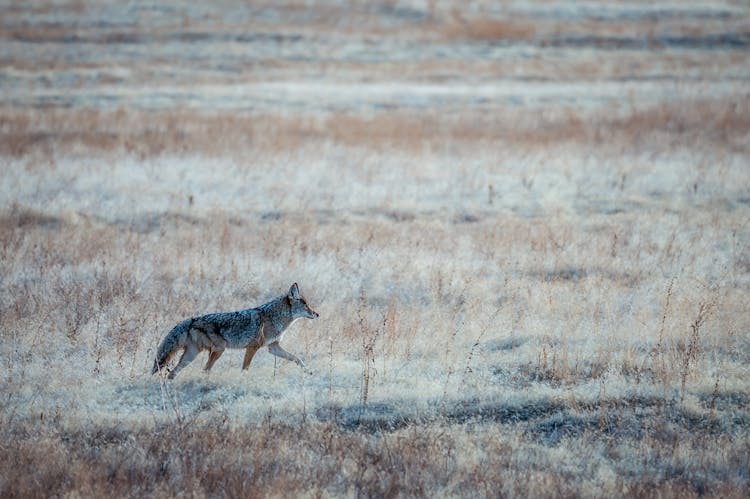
top-left (289, 283), bottom-right (300, 299)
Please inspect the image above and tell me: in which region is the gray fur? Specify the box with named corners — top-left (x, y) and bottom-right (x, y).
top-left (152, 283), bottom-right (318, 378)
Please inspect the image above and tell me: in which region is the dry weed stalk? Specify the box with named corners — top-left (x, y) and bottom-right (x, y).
top-left (650, 276), bottom-right (676, 385)
top-left (358, 288), bottom-right (377, 407)
top-left (708, 375), bottom-right (721, 421)
top-left (463, 307), bottom-right (501, 378)
top-left (380, 297), bottom-right (397, 380)
top-left (598, 379), bottom-right (609, 432)
top-left (680, 300), bottom-right (714, 401)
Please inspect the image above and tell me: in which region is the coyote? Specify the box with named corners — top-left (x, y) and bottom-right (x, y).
top-left (152, 283), bottom-right (319, 379)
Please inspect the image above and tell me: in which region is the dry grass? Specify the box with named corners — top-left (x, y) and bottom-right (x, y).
top-left (4, 415), bottom-right (748, 498)
top-left (1, 174), bottom-right (748, 496)
top-left (441, 15), bottom-right (538, 41)
top-left (2, 95), bottom-right (748, 160)
top-left (1, 0), bottom-right (750, 497)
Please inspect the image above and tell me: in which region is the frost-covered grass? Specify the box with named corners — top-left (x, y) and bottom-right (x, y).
top-left (2, 137), bottom-right (748, 496)
top-left (1, 1), bottom-right (750, 497)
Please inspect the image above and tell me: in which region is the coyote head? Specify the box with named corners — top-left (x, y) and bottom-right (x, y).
top-left (288, 283), bottom-right (319, 319)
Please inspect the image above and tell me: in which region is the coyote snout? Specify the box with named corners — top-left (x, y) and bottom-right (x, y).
top-left (152, 283), bottom-right (318, 379)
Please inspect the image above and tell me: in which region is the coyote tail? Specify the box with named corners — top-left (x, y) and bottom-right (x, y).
top-left (151, 320), bottom-right (189, 374)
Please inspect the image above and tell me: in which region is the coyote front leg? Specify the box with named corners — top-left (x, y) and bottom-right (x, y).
top-left (268, 341), bottom-right (306, 369)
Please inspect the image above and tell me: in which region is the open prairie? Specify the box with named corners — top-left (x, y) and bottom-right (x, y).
top-left (1, 1), bottom-right (749, 497)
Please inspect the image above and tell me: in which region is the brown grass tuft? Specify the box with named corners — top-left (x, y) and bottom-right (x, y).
top-left (443, 13), bottom-right (537, 41)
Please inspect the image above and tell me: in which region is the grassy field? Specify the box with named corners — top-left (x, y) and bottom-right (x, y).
top-left (1, 1), bottom-right (749, 497)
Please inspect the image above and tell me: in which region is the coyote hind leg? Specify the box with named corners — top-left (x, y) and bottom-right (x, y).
top-left (168, 345), bottom-right (199, 379)
top-left (204, 350), bottom-right (224, 372)
top-left (242, 344), bottom-right (260, 370)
